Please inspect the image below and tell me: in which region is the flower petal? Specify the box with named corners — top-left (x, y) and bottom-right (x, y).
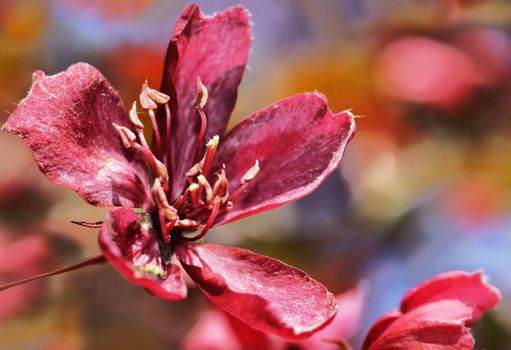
top-left (365, 300), bottom-right (475, 350)
top-left (3, 63), bottom-right (151, 208)
top-left (214, 93), bottom-right (355, 225)
top-left (159, 4), bottom-right (251, 199)
top-left (361, 310), bottom-right (400, 350)
top-left (175, 243), bottom-right (337, 340)
top-left (99, 208), bottom-right (187, 300)
top-left (400, 270), bottom-right (501, 324)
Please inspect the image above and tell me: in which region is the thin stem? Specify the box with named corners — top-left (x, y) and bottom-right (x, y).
top-left (148, 109), bottom-right (162, 158)
top-left (229, 183), bottom-right (248, 205)
top-left (193, 109), bottom-right (207, 163)
top-left (133, 143), bottom-right (158, 178)
top-left (0, 255), bottom-right (106, 292)
top-left (137, 130), bottom-right (150, 150)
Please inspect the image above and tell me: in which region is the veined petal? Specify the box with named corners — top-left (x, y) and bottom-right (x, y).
top-left (176, 243), bottom-right (337, 341)
top-left (3, 63), bottom-right (151, 208)
top-left (400, 271), bottom-right (501, 325)
top-left (159, 4), bottom-right (251, 199)
top-left (365, 300), bottom-right (475, 350)
top-left (214, 93), bottom-right (355, 225)
top-left (99, 208), bottom-right (187, 300)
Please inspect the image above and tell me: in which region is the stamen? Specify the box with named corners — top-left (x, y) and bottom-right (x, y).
top-left (173, 194), bottom-right (186, 211)
top-left (213, 168), bottom-right (229, 205)
top-left (71, 220), bottom-right (103, 228)
top-left (113, 123), bottom-right (136, 148)
top-left (193, 76), bottom-right (209, 162)
top-left (139, 81), bottom-right (165, 157)
top-left (193, 76), bottom-right (208, 110)
top-left (148, 109), bottom-right (162, 159)
top-left (230, 160), bottom-right (260, 205)
top-left (165, 103), bottom-right (173, 193)
top-left (197, 175), bottom-right (213, 202)
top-left (0, 255), bottom-right (106, 292)
top-left (180, 200), bottom-right (220, 242)
top-left (136, 129), bottom-right (150, 154)
top-left (140, 80), bottom-right (158, 110)
top-left (133, 143), bottom-right (160, 184)
top-left (202, 136), bottom-right (219, 177)
top-left (147, 87), bottom-right (170, 105)
top-left (186, 160), bottom-right (203, 178)
top-left (241, 160), bottom-right (260, 184)
top-left (193, 110), bottom-right (208, 162)
top-left (128, 102), bottom-right (150, 149)
top-left (188, 183), bottom-right (201, 207)
top-left (129, 101), bottom-right (144, 130)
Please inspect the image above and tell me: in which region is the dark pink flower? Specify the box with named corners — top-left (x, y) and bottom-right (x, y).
top-left (362, 271), bottom-right (501, 350)
top-left (182, 283), bottom-right (368, 350)
top-left (2, 5), bottom-right (355, 340)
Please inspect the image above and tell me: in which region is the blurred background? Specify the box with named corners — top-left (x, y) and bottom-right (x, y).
top-left (1, 0), bottom-right (511, 349)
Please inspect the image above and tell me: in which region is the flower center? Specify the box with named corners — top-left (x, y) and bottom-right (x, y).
top-left (113, 78), bottom-right (259, 244)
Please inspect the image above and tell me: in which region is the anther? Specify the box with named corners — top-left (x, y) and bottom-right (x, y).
top-left (193, 76), bottom-right (209, 162)
top-left (213, 169), bottom-right (229, 205)
top-left (193, 76), bottom-right (208, 110)
top-left (140, 80), bottom-right (158, 110)
top-left (202, 136), bottom-right (219, 177)
top-left (186, 160), bottom-right (203, 178)
top-left (113, 123), bottom-right (136, 148)
top-left (147, 88), bottom-right (170, 105)
top-left (230, 160), bottom-right (260, 205)
top-left (188, 183), bottom-right (201, 206)
top-left (129, 101), bottom-right (144, 130)
top-left (241, 160), bottom-right (260, 184)
top-left (197, 175), bottom-right (213, 202)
